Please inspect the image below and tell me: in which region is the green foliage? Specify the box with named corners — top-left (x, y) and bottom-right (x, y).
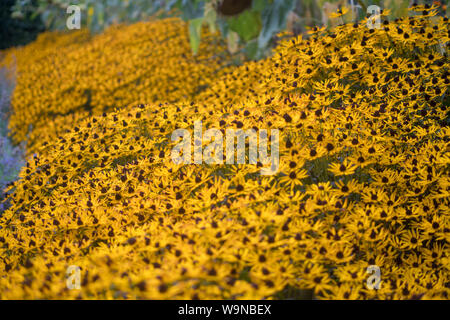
top-left (9, 0), bottom-right (450, 58)
top-left (188, 17), bottom-right (204, 55)
top-left (164, 0), bottom-right (296, 59)
top-left (10, 0), bottom-right (168, 33)
top-left (228, 10), bottom-right (261, 42)
top-left (170, 0), bottom-right (204, 20)
top-left (0, 0), bottom-right (44, 50)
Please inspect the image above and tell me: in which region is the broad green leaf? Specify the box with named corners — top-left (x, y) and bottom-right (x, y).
top-left (245, 39), bottom-right (260, 60)
top-left (204, 1), bottom-right (217, 33)
top-left (252, 0), bottom-right (267, 12)
top-left (189, 17), bottom-right (204, 55)
top-left (228, 10), bottom-right (262, 42)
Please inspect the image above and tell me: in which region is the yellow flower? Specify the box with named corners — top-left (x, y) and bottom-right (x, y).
top-left (330, 6), bottom-right (349, 18)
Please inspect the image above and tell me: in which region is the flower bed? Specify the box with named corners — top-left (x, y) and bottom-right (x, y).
top-left (0, 7), bottom-right (448, 299)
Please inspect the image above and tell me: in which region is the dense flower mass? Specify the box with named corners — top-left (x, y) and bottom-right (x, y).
top-left (0, 18), bottom-right (229, 154)
top-left (0, 6), bottom-right (449, 299)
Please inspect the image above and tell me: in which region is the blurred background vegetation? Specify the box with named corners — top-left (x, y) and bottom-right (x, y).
top-left (3, 0), bottom-right (448, 58)
top-left (1, 0), bottom-right (44, 50)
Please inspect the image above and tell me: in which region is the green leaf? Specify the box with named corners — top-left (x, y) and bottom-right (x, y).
top-left (228, 10), bottom-right (262, 42)
top-left (245, 39), bottom-right (260, 60)
top-left (252, 0), bottom-right (268, 12)
top-left (204, 1), bottom-right (217, 33)
top-left (189, 17), bottom-right (204, 55)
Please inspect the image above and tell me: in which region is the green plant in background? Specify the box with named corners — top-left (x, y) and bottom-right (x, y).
top-left (179, 0), bottom-right (449, 59)
top-left (8, 0), bottom-right (450, 58)
top-left (10, 0), bottom-right (169, 32)
top-left (169, 0), bottom-right (297, 59)
top-left (9, 0), bottom-right (297, 59)
top-left (0, 0), bottom-right (45, 50)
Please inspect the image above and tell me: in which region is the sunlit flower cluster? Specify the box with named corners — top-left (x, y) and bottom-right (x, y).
top-left (1, 18), bottom-right (229, 154)
top-left (0, 6), bottom-right (449, 299)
